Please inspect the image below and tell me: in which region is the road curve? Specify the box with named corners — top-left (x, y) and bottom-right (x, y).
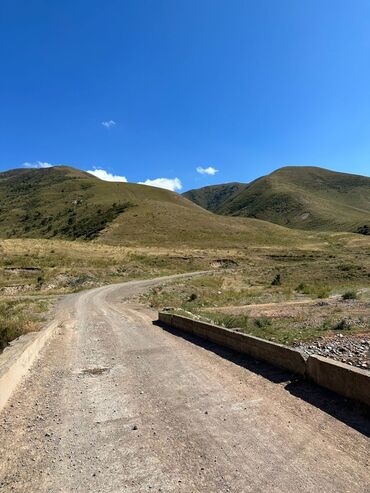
top-left (0, 276), bottom-right (369, 492)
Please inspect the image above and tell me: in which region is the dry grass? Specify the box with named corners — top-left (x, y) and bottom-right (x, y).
top-left (141, 243), bottom-right (370, 345)
top-left (0, 234), bottom-right (369, 349)
top-left (0, 297), bottom-right (52, 350)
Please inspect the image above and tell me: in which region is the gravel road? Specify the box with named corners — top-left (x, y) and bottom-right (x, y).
top-left (0, 276), bottom-right (369, 492)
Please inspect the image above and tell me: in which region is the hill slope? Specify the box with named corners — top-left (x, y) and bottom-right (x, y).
top-left (183, 182), bottom-right (246, 212)
top-left (0, 166), bottom-right (318, 248)
top-left (0, 166), bottom-right (195, 240)
top-left (188, 167), bottom-right (370, 233)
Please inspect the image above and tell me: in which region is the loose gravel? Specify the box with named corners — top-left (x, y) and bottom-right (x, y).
top-left (296, 334), bottom-right (370, 371)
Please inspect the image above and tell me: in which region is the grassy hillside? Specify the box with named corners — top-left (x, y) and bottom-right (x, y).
top-left (183, 182), bottom-right (246, 212)
top-left (0, 166), bottom-right (321, 249)
top-left (0, 166), bottom-right (198, 241)
top-left (195, 167), bottom-right (370, 233)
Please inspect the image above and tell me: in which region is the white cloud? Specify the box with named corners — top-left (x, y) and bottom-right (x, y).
top-left (101, 120), bottom-right (116, 129)
top-left (86, 168), bottom-right (127, 182)
top-left (23, 161), bottom-right (54, 168)
top-left (196, 166), bottom-right (219, 176)
top-left (139, 177), bottom-right (182, 192)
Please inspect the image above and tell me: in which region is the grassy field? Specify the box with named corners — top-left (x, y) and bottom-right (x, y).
top-left (0, 230), bottom-right (369, 350)
top-left (0, 239), bottom-right (214, 295)
top-left (141, 239), bottom-right (370, 346)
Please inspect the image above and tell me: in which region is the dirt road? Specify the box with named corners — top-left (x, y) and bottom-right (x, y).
top-left (0, 276), bottom-right (369, 492)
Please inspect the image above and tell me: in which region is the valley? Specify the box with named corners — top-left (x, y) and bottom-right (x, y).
top-left (0, 165), bottom-right (369, 357)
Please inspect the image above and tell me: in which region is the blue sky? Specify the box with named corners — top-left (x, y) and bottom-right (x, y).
top-left (1, 1), bottom-right (370, 191)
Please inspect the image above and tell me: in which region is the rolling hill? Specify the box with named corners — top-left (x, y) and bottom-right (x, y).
top-left (183, 182), bottom-right (246, 212)
top-left (0, 166), bottom-right (317, 248)
top-left (185, 167), bottom-right (370, 233)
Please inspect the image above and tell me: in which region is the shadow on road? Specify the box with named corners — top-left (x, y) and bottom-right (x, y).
top-left (154, 320), bottom-right (370, 438)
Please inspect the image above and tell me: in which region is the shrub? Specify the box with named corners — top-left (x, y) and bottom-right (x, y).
top-left (337, 264), bottom-right (360, 272)
top-left (315, 286), bottom-right (330, 299)
top-left (357, 225), bottom-right (369, 235)
top-left (335, 318), bottom-right (352, 330)
top-left (296, 282), bottom-right (330, 298)
top-left (271, 273), bottom-right (281, 286)
top-left (342, 290), bottom-right (358, 300)
top-left (254, 317), bottom-right (272, 328)
top-left (296, 282), bottom-right (307, 293)
top-left (219, 314), bottom-right (249, 329)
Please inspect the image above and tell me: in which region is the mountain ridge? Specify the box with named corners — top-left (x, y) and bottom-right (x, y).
top-left (0, 165), bottom-right (315, 248)
top-left (184, 166), bottom-right (370, 233)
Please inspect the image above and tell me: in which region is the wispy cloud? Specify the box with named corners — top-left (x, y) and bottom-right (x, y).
top-left (196, 166), bottom-right (219, 176)
top-left (101, 120), bottom-right (116, 129)
top-left (139, 177), bottom-right (182, 192)
top-left (23, 161), bottom-right (54, 168)
top-left (86, 167), bottom-right (127, 182)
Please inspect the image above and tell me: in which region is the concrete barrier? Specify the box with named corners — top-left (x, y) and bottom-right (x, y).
top-left (158, 312), bottom-right (306, 375)
top-left (158, 313), bottom-right (370, 407)
top-left (306, 355), bottom-right (370, 407)
top-left (0, 320), bottom-right (59, 413)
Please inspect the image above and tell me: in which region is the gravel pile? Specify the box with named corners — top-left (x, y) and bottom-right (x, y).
top-left (296, 335), bottom-right (370, 371)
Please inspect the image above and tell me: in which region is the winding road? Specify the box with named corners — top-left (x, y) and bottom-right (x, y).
top-left (0, 276), bottom-right (369, 492)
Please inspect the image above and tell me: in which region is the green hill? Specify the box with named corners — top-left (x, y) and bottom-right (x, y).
top-left (188, 167), bottom-right (370, 233)
top-left (0, 166), bottom-right (198, 241)
top-left (183, 182), bottom-right (246, 212)
top-left (0, 166), bottom-right (318, 248)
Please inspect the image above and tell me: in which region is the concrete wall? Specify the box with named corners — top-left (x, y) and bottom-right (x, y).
top-left (158, 312), bottom-right (370, 407)
top-left (159, 312), bottom-right (306, 375)
top-left (306, 355), bottom-right (370, 407)
top-left (0, 320), bottom-right (59, 413)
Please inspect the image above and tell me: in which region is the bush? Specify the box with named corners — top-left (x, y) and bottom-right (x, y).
top-left (254, 317), bottom-right (272, 328)
top-left (342, 290), bottom-right (358, 300)
top-left (335, 318), bottom-right (352, 330)
top-left (271, 273), bottom-right (281, 286)
top-left (357, 225), bottom-right (369, 235)
top-left (296, 282), bottom-right (307, 293)
top-left (296, 282), bottom-right (330, 298)
top-left (315, 286), bottom-right (330, 299)
top-left (208, 313), bottom-right (249, 330)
